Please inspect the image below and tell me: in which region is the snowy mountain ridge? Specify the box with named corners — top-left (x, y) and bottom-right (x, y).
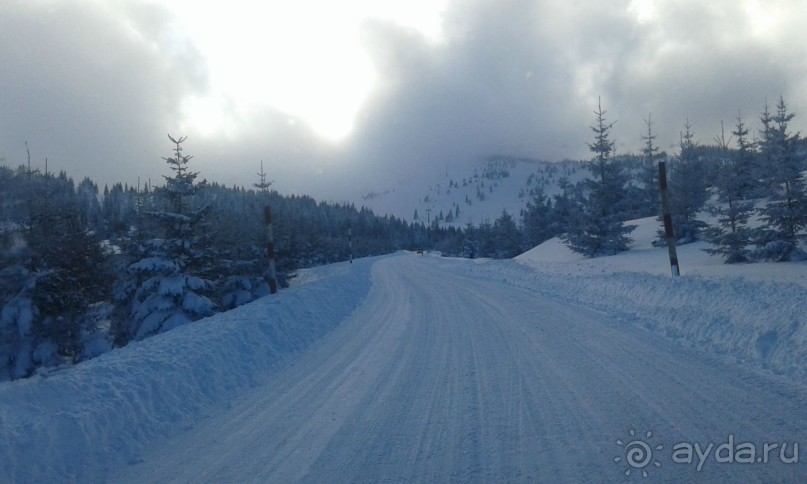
top-left (353, 156), bottom-right (590, 226)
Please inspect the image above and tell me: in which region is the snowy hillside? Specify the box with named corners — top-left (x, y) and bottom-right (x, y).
top-left (355, 156), bottom-right (589, 226)
top-left (519, 215), bottom-right (807, 286)
top-left (513, 215), bottom-right (807, 379)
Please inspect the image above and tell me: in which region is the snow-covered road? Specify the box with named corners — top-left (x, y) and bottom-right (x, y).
top-left (112, 255), bottom-right (806, 483)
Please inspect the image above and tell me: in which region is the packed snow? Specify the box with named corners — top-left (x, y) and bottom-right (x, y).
top-left (1, 231), bottom-right (805, 482)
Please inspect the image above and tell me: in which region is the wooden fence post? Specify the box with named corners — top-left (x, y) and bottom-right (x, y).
top-left (658, 161), bottom-right (680, 277)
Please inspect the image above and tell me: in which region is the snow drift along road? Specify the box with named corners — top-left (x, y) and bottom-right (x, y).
top-left (2, 254), bottom-right (806, 482)
top-left (0, 256), bottom-right (377, 483)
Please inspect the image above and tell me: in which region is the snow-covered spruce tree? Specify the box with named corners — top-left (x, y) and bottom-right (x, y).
top-left (117, 135), bottom-right (214, 343)
top-left (753, 96), bottom-right (807, 261)
top-left (562, 99), bottom-right (635, 256)
top-left (0, 219), bottom-right (37, 380)
top-left (470, 220), bottom-right (495, 258)
top-left (521, 188), bottom-right (556, 247)
top-left (492, 210), bottom-right (522, 258)
top-left (639, 113), bottom-right (661, 212)
top-left (1, 166), bottom-right (112, 378)
top-left (0, 156), bottom-right (41, 379)
top-left (548, 176), bottom-right (581, 237)
top-left (214, 164), bottom-right (272, 310)
top-left (731, 111), bottom-right (760, 199)
top-left (433, 225), bottom-right (463, 256)
top-left (0, 265), bottom-right (38, 380)
top-left (461, 222), bottom-right (479, 258)
top-left (657, 121), bottom-right (709, 245)
top-left (30, 202), bottom-right (112, 364)
top-left (756, 101), bottom-right (779, 196)
top-left (703, 121), bottom-right (755, 263)
top-left (76, 177), bottom-right (103, 235)
top-left (108, 180), bottom-right (159, 345)
top-left (217, 256), bottom-right (269, 310)
top-left (102, 182), bottom-right (139, 236)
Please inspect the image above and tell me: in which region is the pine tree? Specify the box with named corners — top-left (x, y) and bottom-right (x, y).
top-left (731, 111), bottom-right (758, 199)
top-left (2, 165), bottom-right (111, 377)
top-left (0, 262), bottom-right (37, 380)
top-left (31, 205), bottom-right (112, 362)
top-left (254, 160), bottom-right (272, 193)
top-left (492, 210), bottom-right (522, 258)
top-left (117, 135), bottom-right (214, 343)
top-left (476, 220), bottom-right (495, 257)
top-left (562, 99), bottom-right (635, 256)
top-left (76, 177), bottom-right (103, 235)
top-left (640, 113), bottom-right (660, 211)
top-left (704, 121), bottom-right (755, 263)
top-left (756, 100), bottom-right (777, 193)
top-left (522, 188), bottom-right (555, 247)
top-left (1, 196), bottom-right (37, 380)
top-left (1, 149), bottom-right (41, 378)
top-left (461, 222), bottom-right (479, 258)
top-left (216, 164), bottom-right (272, 309)
top-left (754, 96), bottom-right (807, 261)
top-left (661, 120), bottom-right (709, 244)
top-left (550, 177), bottom-right (578, 236)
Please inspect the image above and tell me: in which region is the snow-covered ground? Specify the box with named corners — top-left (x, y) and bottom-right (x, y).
top-left (0, 257), bottom-right (378, 482)
top-left (1, 232), bottom-right (806, 482)
top-left (518, 214), bottom-right (807, 287)
top-left (514, 216), bottom-right (807, 383)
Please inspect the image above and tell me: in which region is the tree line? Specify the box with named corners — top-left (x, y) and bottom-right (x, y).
top-left (0, 135), bottom-right (455, 380)
top-left (519, 96), bottom-right (807, 262)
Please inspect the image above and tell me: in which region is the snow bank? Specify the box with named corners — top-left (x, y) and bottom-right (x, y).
top-left (517, 216), bottom-right (807, 286)
top-left (0, 256), bottom-right (379, 483)
top-left (450, 259), bottom-right (805, 381)
top-left (438, 216), bottom-right (807, 384)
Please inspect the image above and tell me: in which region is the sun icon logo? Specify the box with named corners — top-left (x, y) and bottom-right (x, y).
top-left (614, 429), bottom-right (663, 478)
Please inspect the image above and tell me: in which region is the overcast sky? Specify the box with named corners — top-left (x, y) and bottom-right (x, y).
top-left (1, 0), bottom-right (805, 200)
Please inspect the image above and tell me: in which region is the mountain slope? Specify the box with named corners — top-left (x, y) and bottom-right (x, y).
top-left (354, 156), bottom-right (589, 226)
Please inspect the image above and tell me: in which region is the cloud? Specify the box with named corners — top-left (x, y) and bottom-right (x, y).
top-left (0, 1), bottom-right (206, 185)
top-left (1, 0), bottom-right (805, 201)
top-left (0, 1), bottom-right (343, 196)
top-left (341, 0), bottom-right (807, 191)
top-left (339, 1), bottom-right (591, 191)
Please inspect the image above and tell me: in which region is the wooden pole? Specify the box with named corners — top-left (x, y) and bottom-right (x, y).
top-left (658, 161), bottom-right (680, 277)
top-left (264, 206), bottom-right (278, 294)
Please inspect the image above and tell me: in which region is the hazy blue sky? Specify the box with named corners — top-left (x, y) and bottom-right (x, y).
top-left (1, 0), bottom-right (805, 199)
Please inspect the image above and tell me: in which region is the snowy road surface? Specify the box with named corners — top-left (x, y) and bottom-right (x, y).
top-left (110, 255), bottom-right (806, 483)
